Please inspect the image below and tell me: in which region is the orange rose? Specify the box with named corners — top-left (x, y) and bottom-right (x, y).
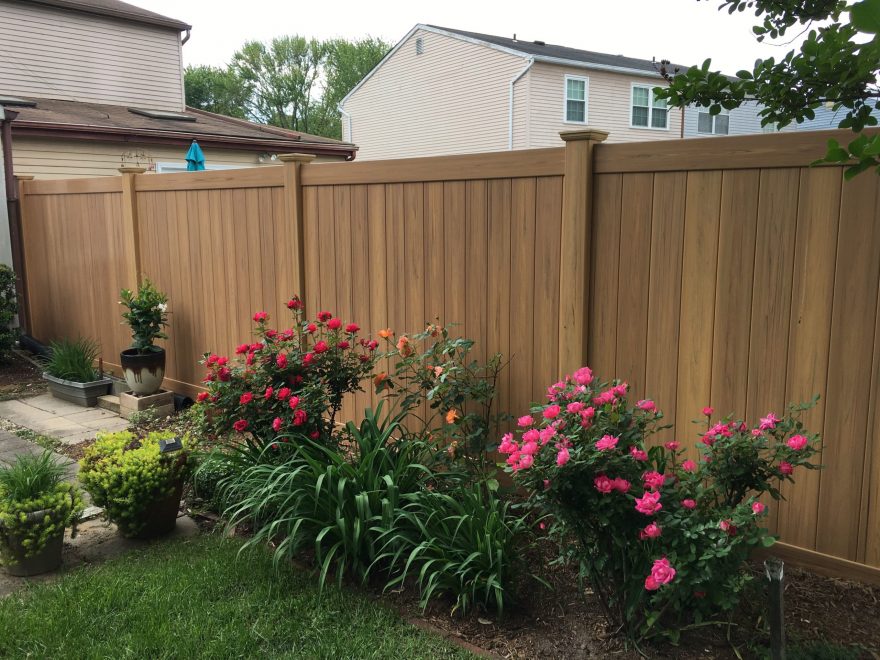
top-left (378, 328), bottom-right (394, 339)
top-left (373, 372), bottom-right (388, 387)
top-left (397, 335), bottom-right (413, 358)
top-left (445, 408), bottom-right (460, 424)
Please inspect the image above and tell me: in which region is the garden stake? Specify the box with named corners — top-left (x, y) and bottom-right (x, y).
top-left (765, 558), bottom-right (785, 660)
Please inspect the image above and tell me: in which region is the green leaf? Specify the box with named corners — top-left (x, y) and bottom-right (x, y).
top-left (851, 0), bottom-right (880, 33)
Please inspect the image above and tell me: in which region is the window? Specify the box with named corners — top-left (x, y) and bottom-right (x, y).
top-left (631, 85), bottom-right (668, 129)
top-left (564, 75), bottom-right (588, 124)
top-left (697, 109), bottom-right (729, 135)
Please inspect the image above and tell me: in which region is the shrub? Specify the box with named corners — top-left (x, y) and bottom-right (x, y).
top-left (0, 265), bottom-right (17, 362)
top-left (79, 431), bottom-right (194, 537)
top-left (376, 483), bottom-right (543, 616)
top-left (375, 324), bottom-right (508, 481)
top-left (41, 337), bottom-right (101, 383)
top-left (500, 367), bottom-right (821, 643)
top-left (222, 404), bottom-right (437, 587)
top-left (0, 451), bottom-right (83, 563)
top-left (120, 278), bottom-right (168, 354)
top-left (198, 296), bottom-right (378, 450)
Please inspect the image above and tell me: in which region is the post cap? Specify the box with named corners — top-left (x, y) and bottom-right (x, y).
top-left (277, 153), bottom-right (317, 163)
top-left (118, 166), bottom-right (147, 174)
top-left (560, 129), bottom-right (610, 143)
top-left (14, 174), bottom-right (35, 181)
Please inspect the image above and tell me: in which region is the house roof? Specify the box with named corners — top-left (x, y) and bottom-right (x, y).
top-left (5, 97), bottom-right (357, 159)
top-left (427, 26), bottom-right (677, 76)
top-left (20, 0), bottom-right (191, 31)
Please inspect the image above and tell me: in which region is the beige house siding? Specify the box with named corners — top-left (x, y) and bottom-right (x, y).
top-left (9, 138), bottom-right (300, 179)
top-left (343, 28), bottom-right (527, 160)
top-left (0, 1), bottom-right (184, 111)
top-left (526, 63), bottom-right (681, 147)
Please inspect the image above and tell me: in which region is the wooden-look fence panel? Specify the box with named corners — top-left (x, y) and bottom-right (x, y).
top-left (16, 129), bottom-right (880, 582)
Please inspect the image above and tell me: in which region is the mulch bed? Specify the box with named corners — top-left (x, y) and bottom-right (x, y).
top-left (0, 350), bottom-right (46, 399)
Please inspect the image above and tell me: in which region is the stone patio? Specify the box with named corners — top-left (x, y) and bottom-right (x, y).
top-left (0, 392), bottom-right (129, 445)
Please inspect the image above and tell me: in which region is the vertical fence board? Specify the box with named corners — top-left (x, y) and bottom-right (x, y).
top-left (588, 173), bottom-right (622, 378)
top-left (534, 177), bottom-right (563, 392)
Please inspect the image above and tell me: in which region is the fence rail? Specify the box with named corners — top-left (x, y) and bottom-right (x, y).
top-left (15, 128), bottom-right (880, 583)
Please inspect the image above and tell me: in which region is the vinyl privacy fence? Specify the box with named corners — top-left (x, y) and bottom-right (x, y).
top-left (16, 128), bottom-right (880, 582)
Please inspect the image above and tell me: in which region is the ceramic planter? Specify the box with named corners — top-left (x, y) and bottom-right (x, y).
top-left (1, 509), bottom-right (64, 577)
top-left (125, 480), bottom-right (183, 540)
top-left (120, 347), bottom-right (165, 395)
top-left (44, 372), bottom-right (112, 407)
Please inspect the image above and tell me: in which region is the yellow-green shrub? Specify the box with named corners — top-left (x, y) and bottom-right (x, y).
top-left (79, 431), bottom-right (194, 537)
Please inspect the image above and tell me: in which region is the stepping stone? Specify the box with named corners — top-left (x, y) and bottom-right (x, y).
top-left (97, 395), bottom-right (120, 413)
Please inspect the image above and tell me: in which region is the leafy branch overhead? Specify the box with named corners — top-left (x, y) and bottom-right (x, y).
top-left (184, 36), bottom-right (389, 140)
top-left (654, 0), bottom-right (880, 178)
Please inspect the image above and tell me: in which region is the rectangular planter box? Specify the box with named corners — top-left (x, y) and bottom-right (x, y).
top-left (119, 389), bottom-right (174, 420)
top-left (43, 372), bottom-right (113, 407)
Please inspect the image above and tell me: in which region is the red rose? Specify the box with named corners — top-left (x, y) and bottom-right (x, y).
top-left (239, 392), bottom-right (253, 405)
top-left (288, 395), bottom-right (300, 409)
top-left (337, 341), bottom-right (350, 350)
top-left (235, 344), bottom-right (249, 355)
top-left (303, 352), bottom-right (315, 366)
top-left (314, 341), bottom-right (329, 354)
top-left (233, 419), bottom-right (248, 432)
top-left (253, 311), bottom-right (269, 323)
top-left (218, 367), bottom-right (231, 382)
top-left (309, 430), bottom-right (320, 440)
top-left (368, 340), bottom-right (378, 351)
top-left (264, 386), bottom-right (274, 399)
top-left (317, 311), bottom-right (332, 322)
top-left (272, 417), bottom-right (283, 432)
top-left (286, 296), bottom-right (303, 310)
top-left (276, 353), bottom-right (288, 369)
top-left (217, 356), bottom-right (228, 366)
top-left (293, 409), bottom-right (307, 426)
top-left (345, 323), bottom-right (360, 334)
top-left (206, 354), bottom-right (218, 366)
top-left (197, 392), bottom-right (209, 402)
top-left (327, 318), bottom-right (342, 330)
top-left (276, 387), bottom-right (291, 400)
top-left (306, 323), bottom-right (317, 334)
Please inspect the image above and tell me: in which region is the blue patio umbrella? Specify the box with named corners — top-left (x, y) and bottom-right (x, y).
top-left (185, 140), bottom-right (205, 171)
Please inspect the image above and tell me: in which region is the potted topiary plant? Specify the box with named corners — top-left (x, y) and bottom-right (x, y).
top-left (79, 431), bottom-right (193, 539)
top-left (42, 337), bottom-right (113, 406)
top-left (119, 279), bottom-right (169, 395)
top-left (0, 451), bottom-right (84, 576)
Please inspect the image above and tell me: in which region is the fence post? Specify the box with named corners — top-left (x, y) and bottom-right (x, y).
top-left (118, 166), bottom-right (145, 290)
top-left (557, 129), bottom-right (608, 376)
top-left (11, 175), bottom-right (34, 334)
top-left (278, 153), bottom-right (316, 304)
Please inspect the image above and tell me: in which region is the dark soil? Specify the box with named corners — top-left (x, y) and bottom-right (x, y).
top-left (0, 350), bottom-right (45, 399)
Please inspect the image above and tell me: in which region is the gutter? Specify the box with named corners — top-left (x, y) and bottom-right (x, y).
top-left (508, 57), bottom-right (534, 150)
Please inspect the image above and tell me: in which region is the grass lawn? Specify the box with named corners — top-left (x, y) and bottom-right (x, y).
top-left (0, 535), bottom-right (472, 659)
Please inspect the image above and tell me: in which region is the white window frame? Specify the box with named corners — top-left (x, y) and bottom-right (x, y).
top-left (563, 74), bottom-right (589, 125)
top-left (630, 83), bottom-right (669, 131)
top-left (155, 162), bottom-right (245, 173)
top-left (697, 108), bottom-right (730, 135)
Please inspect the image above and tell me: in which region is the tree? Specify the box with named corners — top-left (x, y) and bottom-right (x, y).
top-left (183, 65), bottom-right (250, 119)
top-left (655, 0), bottom-right (880, 177)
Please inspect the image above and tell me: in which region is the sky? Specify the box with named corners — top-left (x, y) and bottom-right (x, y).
top-left (127, 0), bottom-right (802, 74)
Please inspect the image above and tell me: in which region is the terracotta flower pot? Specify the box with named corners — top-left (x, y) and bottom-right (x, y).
top-left (120, 347), bottom-right (165, 395)
top-left (1, 509), bottom-right (64, 577)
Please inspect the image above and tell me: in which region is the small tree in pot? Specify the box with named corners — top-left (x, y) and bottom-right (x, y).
top-left (0, 451), bottom-right (84, 576)
top-left (119, 279), bottom-right (169, 395)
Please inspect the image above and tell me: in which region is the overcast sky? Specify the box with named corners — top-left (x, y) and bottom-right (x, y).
top-left (128, 0), bottom-right (800, 74)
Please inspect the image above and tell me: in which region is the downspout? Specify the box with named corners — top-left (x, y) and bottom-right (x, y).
top-left (508, 57), bottom-right (534, 150)
top-left (338, 104), bottom-right (353, 154)
top-left (181, 29), bottom-right (191, 45)
top-left (1, 107), bottom-right (30, 334)
top-left (1, 108), bottom-right (16, 206)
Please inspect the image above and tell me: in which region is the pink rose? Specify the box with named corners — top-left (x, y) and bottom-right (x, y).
top-left (642, 471), bottom-right (665, 491)
top-left (239, 392), bottom-right (253, 405)
top-left (595, 434), bottom-right (619, 451)
top-left (639, 522), bottom-right (662, 540)
top-left (664, 441), bottom-right (680, 451)
top-left (539, 427), bottom-right (557, 445)
top-left (543, 405), bottom-right (561, 419)
top-left (498, 433), bottom-right (516, 454)
top-left (682, 498), bottom-right (697, 510)
top-left (276, 387), bottom-right (291, 400)
top-left (637, 399), bottom-right (657, 412)
top-left (611, 477), bottom-right (631, 493)
top-left (517, 415), bottom-right (534, 427)
top-left (523, 429), bottom-right (541, 444)
top-left (264, 386), bottom-right (274, 400)
top-left (645, 575), bottom-right (660, 591)
top-left (566, 401), bottom-right (585, 414)
top-left (556, 446), bottom-right (570, 467)
top-left (650, 556), bottom-right (676, 586)
top-left (630, 447), bottom-right (648, 461)
top-left (759, 413), bottom-right (780, 431)
top-left (573, 366), bottom-right (593, 385)
top-left (293, 409), bottom-right (307, 426)
top-left (594, 474), bottom-right (613, 494)
top-left (276, 353), bottom-right (288, 369)
top-left (752, 501), bottom-right (766, 515)
top-left (518, 454), bottom-right (535, 470)
top-left (681, 459), bottom-right (697, 473)
top-left (272, 417), bottom-right (283, 432)
top-left (521, 441), bottom-right (539, 456)
top-left (232, 419), bottom-right (248, 432)
top-left (702, 406), bottom-right (714, 417)
top-left (719, 519), bottom-right (737, 535)
top-left (778, 461), bottom-right (794, 475)
top-left (635, 491), bottom-right (662, 515)
top-left (786, 434), bottom-right (808, 451)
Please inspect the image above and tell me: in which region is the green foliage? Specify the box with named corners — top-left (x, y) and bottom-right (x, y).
top-left (184, 65), bottom-right (250, 118)
top-left (657, 0), bottom-right (880, 177)
top-left (375, 324), bottom-right (509, 481)
top-left (79, 431), bottom-right (194, 537)
top-left (377, 483), bottom-right (543, 616)
top-left (0, 265), bottom-right (17, 362)
top-left (41, 337), bottom-right (100, 383)
top-left (191, 448), bottom-right (237, 510)
top-left (0, 536), bottom-right (471, 659)
top-left (0, 451), bottom-right (83, 563)
top-left (119, 278), bottom-right (168, 354)
top-left (789, 641), bottom-right (866, 659)
top-left (183, 35), bottom-right (388, 139)
top-left (221, 404), bottom-right (437, 588)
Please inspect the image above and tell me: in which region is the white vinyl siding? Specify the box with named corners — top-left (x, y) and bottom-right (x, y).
top-left (631, 84), bottom-right (668, 130)
top-left (697, 110), bottom-right (729, 135)
top-left (0, 1), bottom-right (185, 111)
top-left (342, 28), bottom-right (526, 159)
top-left (564, 75), bottom-right (588, 124)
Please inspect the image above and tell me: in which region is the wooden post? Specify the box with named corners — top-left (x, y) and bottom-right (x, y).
top-left (557, 128), bottom-right (608, 376)
top-left (278, 153), bottom-right (315, 305)
top-left (118, 166), bottom-right (145, 290)
top-left (11, 175), bottom-right (34, 334)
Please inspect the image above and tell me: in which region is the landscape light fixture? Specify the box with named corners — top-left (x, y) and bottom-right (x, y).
top-left (158, 436), bottom-right (183, 453)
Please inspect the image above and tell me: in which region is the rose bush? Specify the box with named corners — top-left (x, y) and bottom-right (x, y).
top-left (198, 296), bottom-right (379, 452)
top-left (501, 367), bottom-right (821, 643)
